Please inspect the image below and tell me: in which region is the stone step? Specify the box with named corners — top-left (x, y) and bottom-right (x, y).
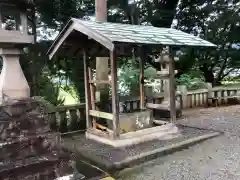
top-left (86, 123), bottom-right (181, 148)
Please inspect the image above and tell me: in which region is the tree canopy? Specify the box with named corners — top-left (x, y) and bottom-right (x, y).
top-left (175, 0), bottom-right (240, 85)
top-left (5, 0), bottom-right (240, 104)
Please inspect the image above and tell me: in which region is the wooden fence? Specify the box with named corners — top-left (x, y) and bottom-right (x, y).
top-left (178, 84), bottom-right (240, 109)
top-left (47, 96), bottom-right (169, 133)
top-left (48, 84), bottom-right (240, 133)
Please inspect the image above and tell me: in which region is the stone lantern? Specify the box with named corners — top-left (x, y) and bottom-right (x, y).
top-left (155, 47), bottom-right (182, 119)
top-left (0, 0), bottom-right (34, 103)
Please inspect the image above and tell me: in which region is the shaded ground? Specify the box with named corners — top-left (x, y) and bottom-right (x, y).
top-left (118, 105), bottom-right (240, 180)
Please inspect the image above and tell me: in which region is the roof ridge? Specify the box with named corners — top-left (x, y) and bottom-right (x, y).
top-left (74, 18), bottom-right (172, 29)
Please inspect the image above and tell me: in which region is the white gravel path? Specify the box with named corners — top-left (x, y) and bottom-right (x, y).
top-left (118, 105), bottom-right (240, 180)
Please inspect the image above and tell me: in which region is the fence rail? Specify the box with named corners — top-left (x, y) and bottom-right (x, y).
top-left (179, 84), bottom-right (240, 109)
top-left (48, 84), bottom-right (240, 133)
top-left (47, 96), bottom-right (168, 133)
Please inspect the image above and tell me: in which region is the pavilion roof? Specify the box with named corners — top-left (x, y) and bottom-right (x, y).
top-left (48, 18), bottom-right (216, 59)
top-left (0, 0), bottom-right (33, 5)
top-left (0, 0), bottom-right (34, 9)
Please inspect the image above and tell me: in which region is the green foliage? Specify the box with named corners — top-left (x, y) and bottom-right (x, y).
top-left (36, 74), bottom-right (65, 106)
top-left (36, 0), bottom-right (92, 29)
top-left (176, 73), bottom-right (204, 90)
top-left (175, 0), bottom-right (240, 84)
top-left (19, 42), bottom-right (65, 106)
top-left (118, 61), bottom-right (157, 96)
top-left (49, 56), bottom-right (85, 103)
top-left (35, 0), bottom-right (179, 28)
top-left (20, 0), bottom-right (181, 103)
top-left (145, 67), bottom-right (157, 80)
top-left (61, 84), bottom-right (80, 103)
top-left (19, 0), bottom-right (240, 101)
top-left (118, 65), bottom-right (140, 96)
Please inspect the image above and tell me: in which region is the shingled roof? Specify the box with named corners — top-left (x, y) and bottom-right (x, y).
top-left (48, 18), bottom-right (216, 59)
top-left (0, 0), bottom-right (33, 5)
top-left (0, 0), bottom-right (34, 9)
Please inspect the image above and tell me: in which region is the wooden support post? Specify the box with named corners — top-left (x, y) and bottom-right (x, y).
top-left (83, 49), bottom-right (92, 129)
top-left (139, 48), bottom-right (145, 110)
top-left (110, 49), bottom-right (120, 138)
top-left (88, 64), bottom-right (97, 128)
top-left (20, 12), bottom-right (28, 34)
top-left (168, 47), bottom-right (177, 123)
top-left (0, 11), bottom-right (2, 30)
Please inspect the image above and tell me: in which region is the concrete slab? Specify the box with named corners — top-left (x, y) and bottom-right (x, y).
top-left (62, 125), bottom-right (222, 172)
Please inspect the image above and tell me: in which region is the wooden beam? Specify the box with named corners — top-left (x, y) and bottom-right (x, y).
top-left (115, 45), bottom-right (132, 56)
top-left (53, 41), bottom-right (146, 58)
top-left (139, 47), bottom-right (145, 110)
top-left (48, 25), bottom-right (74, 59)
top-left (95, 122), bottom-right (113, 134)
top-left (88, 68), bottom-right (95, 108)
top-left (73, 22), bottom-right (114, 51)
top-left (88, 64), bottom-right (97, 128)
top-left (89, 110), bottom-right (114, 120)
top-left (64, 45), bottom-right (80, 57)
top-left (110, 48), bottom-right (120, 138)
top-left (168, 47), bottom-right (177, 123)
top-left (89, 80), bottom-right (111, 84)
top-left (88, 128), bottom-right (113, 139)
top-left (89, 44), bottom-right (103, 57)
top-left (83, 49), bottom-right (92, 129)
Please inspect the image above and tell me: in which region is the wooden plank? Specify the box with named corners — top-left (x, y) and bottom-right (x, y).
top-left (95, 122), bottom-right (113, 134)
top-left (87, 128), bottom-right (113, 139)
top-left (110, 48), bottom-right (120, 138)
top-left (208, 96), bottom-right (240, 100)
top-left (155, 75), bottom-right (170, 79)
top-left (89, 110), bottom-right (113, 120)
top-left (89, 80), bottom-right (111, 84)
top-left (168, 47), bottom-right (177, 123)
top-left (83, 49), bottom-right (92, 129)
top-left (146, 103), bottom-right (170, 110)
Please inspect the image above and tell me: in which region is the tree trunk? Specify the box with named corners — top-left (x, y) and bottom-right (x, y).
top-left (95, 0), bottom-right (110, 127)
top-left (95, 0), bottom-right (108, 99)
top-left (200, 64), bottom-right (215, 85)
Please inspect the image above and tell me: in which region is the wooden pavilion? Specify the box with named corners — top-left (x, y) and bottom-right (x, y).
top-left (47, 18), bottom-right (216, 147)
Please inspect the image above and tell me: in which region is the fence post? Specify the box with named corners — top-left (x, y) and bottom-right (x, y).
top-left (177, 85), bottom-right (187, 109)
top-left (236, 90), bottom-right (240, 103)
top-left (206, 83), bottom-right (213, 106)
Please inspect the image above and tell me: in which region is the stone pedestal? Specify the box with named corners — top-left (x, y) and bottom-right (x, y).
top-left (152, 97), bottom-right (182, 120)
top-left (152, 50), bottom-right (182, 120)
top-left (0, 48), bottom-right (30, 103)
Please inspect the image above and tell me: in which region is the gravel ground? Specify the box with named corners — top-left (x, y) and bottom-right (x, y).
top-left (118, 105), bottom-right (240, 180)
